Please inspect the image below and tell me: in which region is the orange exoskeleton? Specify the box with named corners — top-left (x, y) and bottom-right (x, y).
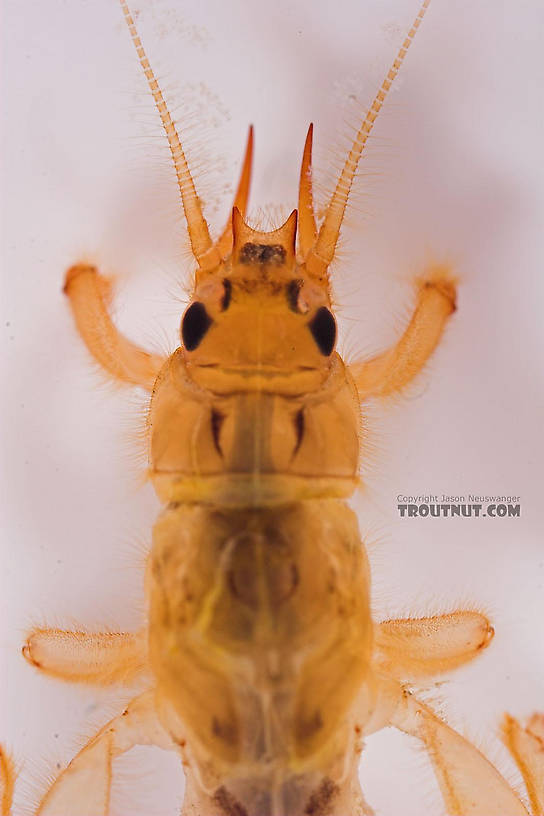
top-left (2, 0), bottom-right (543, 815)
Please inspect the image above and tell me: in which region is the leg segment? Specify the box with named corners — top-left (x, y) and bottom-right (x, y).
top-left (37, 691), bottom-right (176, 816)
top-left (23, 628), bottom-right (148, 686)
top-left (374, 610), bottom-right (493, 681)
top-left (374, 678), bottom-right (530, 815)
top-left (0, 748), bottom-right (15, 816)
top-left (64, 265), bottom-right (165, 390)
top-left (502, 713), bottom-right (544, 815)
top-left (350, 266), bottom-right (456, 399)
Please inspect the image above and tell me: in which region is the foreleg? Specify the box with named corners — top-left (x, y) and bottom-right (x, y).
top-left (23, 627), bottom-right (148, 686)
top-left (64, 264), bottom-right (165, 390)
top-left (351, 266), bottom-right (456, 399)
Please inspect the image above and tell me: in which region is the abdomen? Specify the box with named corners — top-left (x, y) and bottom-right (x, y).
top-left (148, 499), bottom-right (374, 813)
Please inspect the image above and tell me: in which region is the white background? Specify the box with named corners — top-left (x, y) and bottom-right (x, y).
top-left (2, 0), bottom-right (544, 813)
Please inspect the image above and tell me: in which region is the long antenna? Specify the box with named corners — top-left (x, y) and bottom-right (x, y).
top-left (119, 0), bottom-right (220, 272)
top-left (306, 0), bottom-right (431, 280)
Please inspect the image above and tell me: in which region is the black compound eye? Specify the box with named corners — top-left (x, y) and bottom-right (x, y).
top-left (182, 302), bottom-right (212, 351)
top-left (308, 307), bottom-right (336, 356)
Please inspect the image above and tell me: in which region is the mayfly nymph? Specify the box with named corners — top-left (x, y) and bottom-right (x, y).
top-left (2, 1), bottom-right (543, 814)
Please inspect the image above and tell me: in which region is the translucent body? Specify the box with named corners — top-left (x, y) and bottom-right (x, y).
top-left (142, 232), bottom-right (376, 812)
top-left (149, 350), bottom-right (360, 506)
top-left (2, 0), bottom-right (543, 814)
top-left (149, 501), bottom-right (373, 814)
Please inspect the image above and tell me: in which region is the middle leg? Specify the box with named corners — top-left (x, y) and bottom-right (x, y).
top-left (374, 610), bottom-right (494, 681)
top-left (23, 628), bottom-right (148, 686)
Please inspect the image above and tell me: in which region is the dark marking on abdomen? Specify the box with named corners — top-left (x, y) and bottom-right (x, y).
top-left (304, 778), bottom-right (339, 815)
top-left (213, 786), bottom-right (249, 816)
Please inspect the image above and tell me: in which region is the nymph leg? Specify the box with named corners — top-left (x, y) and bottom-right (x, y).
top-left (350, 266), bottom-right (456, 399)
top-left (23, 628), bottom-right (148, 686)
top-left (375, 610), bottom-right (493, 681)
top-left (0, 748), bottom-right (15, 816)
top-left (502, 713), bottom-right (544, 815)
top-left (36, 691), bottom-right (176, 816)
top-left (374, 678), bottom-right (530, 815)
top-left (64, 265), bottom-right (165, 390)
